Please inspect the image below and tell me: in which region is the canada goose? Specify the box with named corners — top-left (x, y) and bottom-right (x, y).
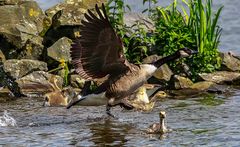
top-left (66, 4), bottom-right (198, 117)
top-left (146, 111), bottom-right (169, 134)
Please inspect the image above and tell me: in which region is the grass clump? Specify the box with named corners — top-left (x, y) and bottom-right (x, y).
top-left (152, 0), bottom-right (223, 77)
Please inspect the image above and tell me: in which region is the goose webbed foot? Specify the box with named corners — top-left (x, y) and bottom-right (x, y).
top-left (106, 104), bottom-right (115, 118)
top-left (119, 99), bottom-right (134, 110)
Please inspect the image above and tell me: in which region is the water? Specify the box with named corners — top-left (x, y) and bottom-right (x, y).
top-left (0, 110), bottom-right (17, 127)
top-left (1, 88), bottom-right (240, 146)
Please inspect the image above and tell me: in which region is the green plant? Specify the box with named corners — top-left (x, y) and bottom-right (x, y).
top-left (124, 22), bottom-right (155, 63)
top-left (106, 0), bottom-right (155, 63)
top-left (142, 0), bottom-right (158, 16)
top-left (152, 1), bottom-right (195, 72)
top-left (152, 0), bottom-right (223, 76)
top-left (106, 0), bottom-right (125, 34)
top-left (48, 59), bottom-right (69, 86)
top-left (186, 0), bottom-right (223, 73)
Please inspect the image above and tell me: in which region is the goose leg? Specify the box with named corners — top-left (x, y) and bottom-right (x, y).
top-left (119, 98), bottom-right (134, 110)
top-left (106, 104), bottom-right (115, 118)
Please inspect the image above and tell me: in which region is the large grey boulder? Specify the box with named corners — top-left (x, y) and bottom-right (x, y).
top-left (45, 0), bottom-right (106, 26)
top-left (199, 71), bottom-right (240, 84)
top-left (16, 71), bottom-right (63, 96)
top-left (220, 52), bottom-right (240, 72)
top-left (169, 81), bottom-right (230, 97)
top-left (3, 59), bottom-right (47, 79)
top-left (142, 55), bottom-right (173, 82)
top-left (0, 1), bottom-right (45, 59)
top-left (47, 37), bottom-right (72, 62)
top-left (43, 0), bottom-right (106, 47)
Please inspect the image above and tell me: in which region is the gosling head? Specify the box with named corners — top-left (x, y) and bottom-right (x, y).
top-left (137, 86), bottom-right (147, 95)
top-left (155, 91), bottom-right (167, 98)
top-left (43, 87), bottom-right (77, 107)
top-left (178, 47), bottom-right (198, 58)
top-left (159, 111), bottom-right (166, 119)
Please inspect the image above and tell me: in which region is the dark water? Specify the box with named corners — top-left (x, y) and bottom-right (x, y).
top-left (1, 0), bottom-right (240, 146)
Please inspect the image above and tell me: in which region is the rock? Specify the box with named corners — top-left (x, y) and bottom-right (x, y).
top-left (0, 0), bottom-right (20, 5)
top-left (0, 61), bottom-right (23, 97)
top-left (143, 55), bottom-right (173, 82)
top-left (3, 59), bottom-right (48, 79)
top-left (142, 54), bottom-right (160, 63)
top-left (0, 1), bottom-right (45, 59)
top-left (43, 0), bottom-right (106, 47)
top-left (169, 81), bottom-right (230, 98)
top-left (170, 75), bottom-right (193, 89)
top-left (123, 12), bottom-right (155, 36)
top-left (199, 71), bottom-right (240, 84)
top-left (47, 37), bottom-right (72, 62)
top-left (70, 74), bottom-right (85, 88)
top-left (189, 81), bottom-right (215, 91)
top-left (207, 84), bottom-right (230, 94)
top-left (0, 50), bottom-right (6, 62)
top-left (153, 65), bottom-right (173, 82)
top-left (220, 52), bottom-right (240, 71)
top-left (16, 71), bottom-right (63, 96)
top-left (45, 0), bottom-right (106, 26)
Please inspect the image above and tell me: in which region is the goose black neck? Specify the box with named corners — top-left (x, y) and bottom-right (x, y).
top-left (153, 52), bottom-right (180, 68)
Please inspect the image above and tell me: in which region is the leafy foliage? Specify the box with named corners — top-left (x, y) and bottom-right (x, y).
top-left (151, 0), bottom-right (223, 76)
top-left (106, 0), bottom-right (155, 63)
top-left (106, 0), bottom-right (223, 76)
top-left (152, 2), bottom-right (195, 73)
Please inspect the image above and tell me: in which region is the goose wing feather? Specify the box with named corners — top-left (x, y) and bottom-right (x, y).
top-left (71, 4), bottom-right (129, 80)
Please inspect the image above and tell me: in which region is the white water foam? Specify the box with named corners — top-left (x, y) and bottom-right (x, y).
top-left (0, 110), bottom-right (17, 127)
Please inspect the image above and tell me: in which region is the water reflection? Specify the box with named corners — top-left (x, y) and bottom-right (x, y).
top-left (88, 119), bottom-right (132, 146)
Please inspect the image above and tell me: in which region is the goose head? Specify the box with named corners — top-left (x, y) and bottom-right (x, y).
top-left (178, 47), bottom-right (198, 58)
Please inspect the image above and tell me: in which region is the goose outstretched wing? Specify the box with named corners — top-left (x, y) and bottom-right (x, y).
top-left (71, 4), bottom-right (129, 80)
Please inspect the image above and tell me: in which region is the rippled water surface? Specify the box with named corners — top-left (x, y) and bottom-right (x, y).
top-left (1, 88), bottom-right (240, 146)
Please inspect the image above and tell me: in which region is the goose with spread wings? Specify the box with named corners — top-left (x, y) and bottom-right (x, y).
top-left (67, 4), bottom-right (198, 117)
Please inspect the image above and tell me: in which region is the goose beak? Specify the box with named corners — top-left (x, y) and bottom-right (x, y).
top-left (191, 49), bottom-right (198, 55)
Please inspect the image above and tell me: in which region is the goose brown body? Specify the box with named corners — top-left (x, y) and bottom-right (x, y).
top-left (67, 4), bottom-right (198, 116)
top-left (105, 64), bottom-right (156, 100)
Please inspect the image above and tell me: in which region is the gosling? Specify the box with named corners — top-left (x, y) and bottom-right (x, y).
top-left (146, 111), bottom-right (169, 134)
top-left (126, 87), bottom-right (168, 111)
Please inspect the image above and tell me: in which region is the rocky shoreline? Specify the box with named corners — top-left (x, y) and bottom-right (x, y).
top-left (0, 0), bottom-right (240, 106)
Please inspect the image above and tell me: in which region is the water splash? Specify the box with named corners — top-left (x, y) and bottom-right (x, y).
top-left (0, 110), bottom-right (17, 127)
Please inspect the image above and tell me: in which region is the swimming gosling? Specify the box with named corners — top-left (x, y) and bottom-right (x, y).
top-left (66, 4), bottom-right (198, 117)
top-left (146, 111), bottom-right (169, 134)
